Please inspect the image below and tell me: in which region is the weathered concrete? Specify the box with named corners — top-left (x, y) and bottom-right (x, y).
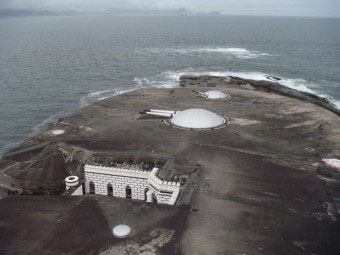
top-left (0, 76), bottom-right (340, 254)
top-left (0, 196), bottom-right (187, 255)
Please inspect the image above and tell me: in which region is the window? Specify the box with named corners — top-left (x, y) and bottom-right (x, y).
top-left (89, 181), bottom-right (95, 194)
top-left (107, 183), bottom-right (113, 196)
top-left (126, 186), bottom-right (132, 199)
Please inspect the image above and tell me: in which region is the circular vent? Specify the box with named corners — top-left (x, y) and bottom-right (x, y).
top-left (202, 90), bottom-right (228, 99)
top-left (113, 225), bottom-right (131, 238)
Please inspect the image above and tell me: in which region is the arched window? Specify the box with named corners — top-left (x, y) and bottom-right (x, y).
top-left (144, 188), bottom-right (149, 201)
top-left (126, 186), bottom-right (132, 199)
top-left (107, 183), bottom-right (113, 196)
top-left (152, 193), bottom-right (157, 204)
top-left (89, 181), bottom-right (95, 194)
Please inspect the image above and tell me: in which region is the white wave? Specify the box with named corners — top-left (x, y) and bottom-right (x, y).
top-left (87, 90), bottom-right (113, 97)
top-left (79, 89), bottom-right (116, 107)
top-left (98, 96), bottom-right (109, 101)
top-left (317, 93), bottom-right (340, 109)
top-left (188, 47), bottom-right (273, 59)
top-left (115, 88), bottom-right (137, 96)
top-left (133, 72), bottom-right (183, 89)
top-left (133, 77), bottom-right (151, 88)
top-left (32, 111), bottom-right (66, 133)
top-left (145, 47), bottom-right (275, 59)
top-left (80, 88), bottom-right (138, 107)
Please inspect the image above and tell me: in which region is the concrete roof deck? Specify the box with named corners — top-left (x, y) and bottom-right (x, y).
top-left (0, 196), bottom-right (187, 255)
top-left (1, 82), bottom-right (340, 254)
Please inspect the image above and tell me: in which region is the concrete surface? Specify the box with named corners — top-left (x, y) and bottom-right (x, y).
top-left (1, 76), bottom-right (340, 254)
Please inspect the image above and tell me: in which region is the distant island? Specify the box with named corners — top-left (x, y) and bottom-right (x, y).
top-left (195, 11), bottom-right (222, 16)
top-left (0, 8), bottom-right (223, 18)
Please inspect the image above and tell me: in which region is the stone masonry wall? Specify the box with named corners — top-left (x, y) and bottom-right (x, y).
top-left (84, 165), bottom-right (180, 205)
top-left (85, 172), bottom-right (149, 200)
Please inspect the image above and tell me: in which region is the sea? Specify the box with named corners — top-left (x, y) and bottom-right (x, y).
top-left (0, 15), bottom-right (339, 155)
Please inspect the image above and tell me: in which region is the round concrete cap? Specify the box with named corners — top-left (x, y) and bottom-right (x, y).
top-left (65, 176), bottom-right (79, 183)
top-left (203, 90), bottom-right (227, 99)
top-left (52, 129), bottom-right (65, 136)
top-left (170, 108), bottom-right (225, 129)
top-left (113, 225), bottom-right (131, 238)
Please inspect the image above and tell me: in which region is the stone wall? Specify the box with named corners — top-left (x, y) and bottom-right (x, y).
top-left (84, 165), bottom-right (180, 205)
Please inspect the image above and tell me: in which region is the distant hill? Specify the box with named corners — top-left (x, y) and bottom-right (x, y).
top-left (0, 9), bottom-right (56, 18)
top-left (102, 8), bottom-right (192, 16)
top-left (196, 11), bottom-right (223, 16)
top-left (0, 8), bottom-right (193, 18)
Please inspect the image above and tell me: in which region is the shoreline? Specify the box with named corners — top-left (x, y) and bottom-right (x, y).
top-left (180, 75), bottom-right (340, 116)
top-left (2, 73), bottom-right (339, 159)
top-left (1, 75), bottom-right (339, 194)
top-left (1, 73), bottom-right (339, 159)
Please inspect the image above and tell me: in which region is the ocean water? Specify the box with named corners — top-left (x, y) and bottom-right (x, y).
top-left (0, 15), bottom-right (339, 155)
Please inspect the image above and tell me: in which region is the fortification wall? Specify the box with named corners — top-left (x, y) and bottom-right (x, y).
top-left (84, 165), bottom-right (180, 205)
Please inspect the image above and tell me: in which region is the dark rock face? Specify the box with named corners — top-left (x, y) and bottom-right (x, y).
top-left (179, 75), bottom-right (340, 116)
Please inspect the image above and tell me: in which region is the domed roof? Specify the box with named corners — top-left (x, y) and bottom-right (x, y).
top-left (170, 109), bottom-right (225, 129)
top-left (203, 90), bottom-right (227, 99)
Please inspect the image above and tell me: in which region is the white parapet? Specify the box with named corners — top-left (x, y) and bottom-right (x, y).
top-left (168, 190), bottom-right (180, 205)
top-left (85, 165), bottom-right (150, 179)
top-left (148, 168), bottom-right (180, 193)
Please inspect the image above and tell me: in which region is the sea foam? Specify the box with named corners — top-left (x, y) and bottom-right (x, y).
top-left (183, 47), bottom-right (273, 59)
top-left (143, 47), bottom-right (275, 59)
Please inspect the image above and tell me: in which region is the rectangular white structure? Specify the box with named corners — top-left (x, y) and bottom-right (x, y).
top-left (84, 165), bottom-right (180, 205)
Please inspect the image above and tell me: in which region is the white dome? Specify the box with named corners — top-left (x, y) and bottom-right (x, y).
top-left (170, 109), bottom-right (225, 129)
top-left (203, 90), bottom-right (227, 99)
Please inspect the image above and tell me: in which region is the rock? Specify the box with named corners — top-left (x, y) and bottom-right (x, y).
top-left (179, 75), bottom-right (340, 116)
top-left (266, 76), bottom-right (282, 81)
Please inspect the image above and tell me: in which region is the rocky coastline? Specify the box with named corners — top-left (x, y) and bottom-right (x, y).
top-left (180, 75), bottom-right (340, 116)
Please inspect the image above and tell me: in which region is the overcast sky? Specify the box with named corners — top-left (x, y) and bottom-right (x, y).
top-left (1, 0), bottom-right (339, 17)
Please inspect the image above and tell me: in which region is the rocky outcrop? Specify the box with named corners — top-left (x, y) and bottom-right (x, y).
top-left (180, 75), bottom-right (340, 116)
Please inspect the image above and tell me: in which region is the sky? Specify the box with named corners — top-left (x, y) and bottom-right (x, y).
top-left (0, 0), bottom-right (339, 18)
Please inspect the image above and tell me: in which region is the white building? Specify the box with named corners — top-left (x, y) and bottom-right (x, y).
top-left (84, 165), bottom-right (181, 205)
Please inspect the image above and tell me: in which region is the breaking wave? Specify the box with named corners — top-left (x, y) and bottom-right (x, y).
top-left (133, 75), bottom-right (180, 89)
top-left (133, 69), bottom-right (340, 109)
top-left (79, 88), bottom-right (136, 108)
top-left (176, 47), bottom-right (274, 59)
top-left (32, 112), bottom-right (66, 133)
top-left (143, 47), bottom-right (275, 59)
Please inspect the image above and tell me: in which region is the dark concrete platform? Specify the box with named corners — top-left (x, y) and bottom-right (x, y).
top-left (1, 76), bottom-right (340, 254)
top-left (0, 196), bottom-right (187, 255)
